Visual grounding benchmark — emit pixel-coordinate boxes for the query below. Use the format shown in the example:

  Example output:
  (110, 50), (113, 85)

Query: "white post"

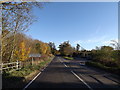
(19, 61), (21, 69)
(16, 60), (19, 70)
(0, 63), (3, 74)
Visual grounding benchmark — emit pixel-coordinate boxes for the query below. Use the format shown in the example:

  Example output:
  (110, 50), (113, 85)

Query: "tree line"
(52, 40), (120, 70)
(2, 31), (53, 62)
(1, 2), (53, 63)
(1, 2), (119, 70)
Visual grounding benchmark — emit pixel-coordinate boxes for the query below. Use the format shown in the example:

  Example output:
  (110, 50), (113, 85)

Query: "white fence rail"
(0, 61), (21, 73)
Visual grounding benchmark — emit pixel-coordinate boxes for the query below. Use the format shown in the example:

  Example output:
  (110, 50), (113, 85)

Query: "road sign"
(29, 54), (41, 57)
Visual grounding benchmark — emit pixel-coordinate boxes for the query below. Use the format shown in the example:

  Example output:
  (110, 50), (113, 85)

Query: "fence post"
(0, 63), (3, 74)
(16, 60), (19, 70)
(19, 61), (21, 69)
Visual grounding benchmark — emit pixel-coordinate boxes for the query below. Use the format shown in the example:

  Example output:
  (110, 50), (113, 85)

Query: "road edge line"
(23, 57), (54, 89)
(23, 71), (41, 90)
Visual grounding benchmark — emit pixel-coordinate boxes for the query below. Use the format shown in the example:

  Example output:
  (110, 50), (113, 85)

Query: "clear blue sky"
(26, 2), (118, 50)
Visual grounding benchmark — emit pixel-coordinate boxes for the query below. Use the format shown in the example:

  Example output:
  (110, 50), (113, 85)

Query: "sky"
(25, 2), (118, 50)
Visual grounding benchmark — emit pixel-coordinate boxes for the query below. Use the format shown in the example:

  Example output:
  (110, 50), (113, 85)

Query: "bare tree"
(110, 40), (120, 50)
(1, 2), (42, 62)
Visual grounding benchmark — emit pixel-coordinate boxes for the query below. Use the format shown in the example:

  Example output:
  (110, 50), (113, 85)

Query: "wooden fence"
(0, 61), (21, 74)
(0, 57), (42, 74)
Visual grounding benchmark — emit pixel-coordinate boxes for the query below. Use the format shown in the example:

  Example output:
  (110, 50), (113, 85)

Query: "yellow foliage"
(36, 43), (51, 55)
(14, 41), (31, 61)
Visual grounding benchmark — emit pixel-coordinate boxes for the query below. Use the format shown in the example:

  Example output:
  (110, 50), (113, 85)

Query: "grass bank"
(86, 61), (120, 75)
(2, 56), (54, 88)
(64, 56), (74, 60)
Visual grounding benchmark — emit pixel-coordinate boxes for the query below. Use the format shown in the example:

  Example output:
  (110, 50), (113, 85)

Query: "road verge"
(2, 56), (55, 89)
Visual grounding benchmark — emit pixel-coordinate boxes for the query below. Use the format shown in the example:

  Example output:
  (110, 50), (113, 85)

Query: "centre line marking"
(71, 70), (93, 90)
(59, 58), (93, 90)
(64, 63), (68, 67)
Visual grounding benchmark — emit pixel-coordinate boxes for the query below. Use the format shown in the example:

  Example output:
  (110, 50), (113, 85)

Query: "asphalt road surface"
(25, 56), (120, 89)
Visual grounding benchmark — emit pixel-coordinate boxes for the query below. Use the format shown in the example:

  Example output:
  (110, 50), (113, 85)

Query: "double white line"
(59, 58), (93, 90)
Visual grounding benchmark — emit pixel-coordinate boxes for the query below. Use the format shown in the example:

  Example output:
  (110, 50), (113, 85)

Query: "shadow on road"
(27, 80), (120, 90)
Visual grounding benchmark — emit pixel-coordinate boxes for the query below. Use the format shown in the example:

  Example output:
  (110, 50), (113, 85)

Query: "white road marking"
(59, 58), (93, 90)
(71, 70), (93, 90)
(63, 63), (68, 67)
(59, 59), (67, 67)
(23, 72), (41, 90)
(23, 59), (53, 89)
(59, 58), (63, 63)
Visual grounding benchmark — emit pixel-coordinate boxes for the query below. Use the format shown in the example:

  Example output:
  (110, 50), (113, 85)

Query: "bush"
(90, 46), (120, 68)
(86, 61), (120, 75)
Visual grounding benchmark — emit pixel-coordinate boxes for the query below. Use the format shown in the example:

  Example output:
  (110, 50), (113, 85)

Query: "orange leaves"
(35, 42), (51, 55)
(14, 41), (31, 61)
(40, 43), (49, 55)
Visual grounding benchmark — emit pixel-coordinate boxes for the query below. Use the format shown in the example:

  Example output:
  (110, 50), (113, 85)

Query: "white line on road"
(59, 58), (93, 90)
(23, 58), (53, 89)
(71, 70), (93, 90)
(23, 72), (41, 90)
(59, 58), (68, 67)
(63, 63), (68, 67)
(59, 58), (62, 62)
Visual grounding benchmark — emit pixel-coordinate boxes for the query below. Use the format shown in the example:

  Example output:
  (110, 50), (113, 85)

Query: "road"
(25, 56), (120, 89)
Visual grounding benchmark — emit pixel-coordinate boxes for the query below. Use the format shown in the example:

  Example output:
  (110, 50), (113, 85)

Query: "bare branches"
(110, 40), (120, 50)
(1, 2), (42, 62)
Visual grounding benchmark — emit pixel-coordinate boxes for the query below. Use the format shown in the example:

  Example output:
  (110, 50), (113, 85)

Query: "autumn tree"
(1, 2), (42, 62)
(31, 39), (51, 56)
(14, 41), (31, 61)
(40, 43), (51, 55)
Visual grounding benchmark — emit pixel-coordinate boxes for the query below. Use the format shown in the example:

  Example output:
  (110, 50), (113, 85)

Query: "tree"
(76, 44), (80, 52)
(45, 44), (51, 55)
(58, 41), (74, 56)
(35, 43), (41, 54)
(1, 2), (42, 62)
(95, 46), (100, 50)
(14, 41), (31, 61)
(33, 40), (52, 55)
(48, 42), (56, 55)
(110, 40), (120, 50)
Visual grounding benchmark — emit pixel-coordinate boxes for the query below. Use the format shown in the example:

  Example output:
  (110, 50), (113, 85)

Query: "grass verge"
(2, 56), (54, 88)
(64, 56), (74, 60)
(86, 61), (120, 75)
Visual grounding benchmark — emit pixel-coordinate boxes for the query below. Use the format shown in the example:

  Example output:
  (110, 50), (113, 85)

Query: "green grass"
(2, 56), (54, 88)
(86, 61), (120, 75)
(64, 56), (74, 60)
(12, 60), (51, 77)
